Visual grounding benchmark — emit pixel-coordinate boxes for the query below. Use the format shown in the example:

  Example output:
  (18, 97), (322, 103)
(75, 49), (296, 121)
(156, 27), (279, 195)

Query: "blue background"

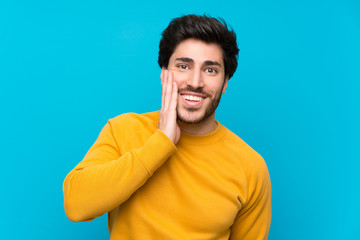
(1, 0), (359, 239)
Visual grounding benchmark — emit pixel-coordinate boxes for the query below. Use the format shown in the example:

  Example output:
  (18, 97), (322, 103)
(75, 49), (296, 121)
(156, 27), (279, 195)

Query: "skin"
(158, 38), (229, 144)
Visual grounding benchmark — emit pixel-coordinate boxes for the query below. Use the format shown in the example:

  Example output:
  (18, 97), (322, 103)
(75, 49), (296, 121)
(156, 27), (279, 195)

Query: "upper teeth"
(182, 95), (204, 101)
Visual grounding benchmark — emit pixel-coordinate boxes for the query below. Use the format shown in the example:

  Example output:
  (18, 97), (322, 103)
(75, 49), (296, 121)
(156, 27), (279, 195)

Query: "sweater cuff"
(134, 129), (176, 175)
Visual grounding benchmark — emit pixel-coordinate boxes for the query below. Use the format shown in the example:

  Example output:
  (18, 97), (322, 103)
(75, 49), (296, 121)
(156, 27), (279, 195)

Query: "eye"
(205, 68), (217, 74)
(178, 64), (189, 70)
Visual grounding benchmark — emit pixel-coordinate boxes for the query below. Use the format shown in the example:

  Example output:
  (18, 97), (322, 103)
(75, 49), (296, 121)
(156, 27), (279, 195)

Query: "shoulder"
(221, 127), (263, 162)
(220, 126), (269, 180)
(103, 111), (160, 150)
(108, 111), (159, 130)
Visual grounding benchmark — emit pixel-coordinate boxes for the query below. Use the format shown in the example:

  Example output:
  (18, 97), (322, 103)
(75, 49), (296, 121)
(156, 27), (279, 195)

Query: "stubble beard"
(177, 85), (224, 125)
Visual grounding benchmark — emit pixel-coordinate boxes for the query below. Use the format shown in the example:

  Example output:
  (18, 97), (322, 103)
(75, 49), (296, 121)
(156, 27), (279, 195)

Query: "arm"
(63, 69), (180, 222)
(63, 124), (176, 222)
(230, 159), (272, 240)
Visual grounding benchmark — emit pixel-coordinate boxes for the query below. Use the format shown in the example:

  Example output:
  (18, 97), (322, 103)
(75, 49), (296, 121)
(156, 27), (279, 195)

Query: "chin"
(177, 108), (209, 124)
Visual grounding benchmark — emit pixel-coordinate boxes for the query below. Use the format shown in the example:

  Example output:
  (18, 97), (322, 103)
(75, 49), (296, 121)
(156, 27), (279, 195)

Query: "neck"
(177, 113), (218, 135)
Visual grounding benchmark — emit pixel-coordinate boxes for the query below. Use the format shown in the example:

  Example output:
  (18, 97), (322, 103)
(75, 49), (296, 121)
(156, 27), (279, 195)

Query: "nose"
(186, 69), (204, 89)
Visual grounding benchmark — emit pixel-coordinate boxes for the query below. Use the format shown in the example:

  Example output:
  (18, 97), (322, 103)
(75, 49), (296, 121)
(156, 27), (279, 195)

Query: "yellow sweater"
(63, 111), (271, 240)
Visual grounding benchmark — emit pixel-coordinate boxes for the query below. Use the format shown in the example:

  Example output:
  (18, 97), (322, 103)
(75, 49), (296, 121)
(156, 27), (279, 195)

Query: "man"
(63, 14), (271, 239)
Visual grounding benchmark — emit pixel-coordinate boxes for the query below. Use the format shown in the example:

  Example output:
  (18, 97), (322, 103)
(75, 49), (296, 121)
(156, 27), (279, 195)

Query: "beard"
(176, 83), (225, 124)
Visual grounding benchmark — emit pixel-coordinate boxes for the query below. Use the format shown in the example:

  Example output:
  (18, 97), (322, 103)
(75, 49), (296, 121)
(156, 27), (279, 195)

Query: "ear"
(221, 76), (229, 94)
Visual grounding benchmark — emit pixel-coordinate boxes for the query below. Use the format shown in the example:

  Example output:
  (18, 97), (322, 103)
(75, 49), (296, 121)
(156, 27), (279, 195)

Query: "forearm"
(63, 129), (176, 222)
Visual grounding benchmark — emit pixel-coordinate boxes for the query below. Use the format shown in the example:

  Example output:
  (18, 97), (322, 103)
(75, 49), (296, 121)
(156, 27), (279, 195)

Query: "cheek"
(172, 72), (188, 86)
(206, 82), (224, 97)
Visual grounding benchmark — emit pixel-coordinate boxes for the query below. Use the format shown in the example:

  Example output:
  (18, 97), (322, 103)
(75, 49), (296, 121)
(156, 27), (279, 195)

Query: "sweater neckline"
(178, 120), (227, 146)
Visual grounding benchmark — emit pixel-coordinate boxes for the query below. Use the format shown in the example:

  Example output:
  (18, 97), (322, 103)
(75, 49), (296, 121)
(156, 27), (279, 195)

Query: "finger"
(161, 69), (166, 110)
(160, 68), (165, 85)
(170, 80), (178, 112)
(168, 71), (177, 111)
(162, 70), (170, 110)
(164, 70), (172, 110)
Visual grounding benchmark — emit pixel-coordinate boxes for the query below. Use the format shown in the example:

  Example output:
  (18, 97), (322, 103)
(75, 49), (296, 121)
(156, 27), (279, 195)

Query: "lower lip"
(181, 95), (205, 107)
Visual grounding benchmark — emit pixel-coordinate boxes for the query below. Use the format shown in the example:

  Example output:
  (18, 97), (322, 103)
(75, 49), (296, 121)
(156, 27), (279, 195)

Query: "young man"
(63, 15), (271, 239)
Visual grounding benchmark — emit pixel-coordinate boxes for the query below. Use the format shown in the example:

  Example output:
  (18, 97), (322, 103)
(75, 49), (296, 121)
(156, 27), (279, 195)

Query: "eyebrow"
(203, 60), (221, 67)
(175, 57), (194, 63)
(175, 58), (222, 67)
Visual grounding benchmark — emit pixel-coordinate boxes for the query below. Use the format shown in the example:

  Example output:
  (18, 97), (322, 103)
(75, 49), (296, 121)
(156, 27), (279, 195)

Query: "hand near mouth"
(159, 69), (181, 144)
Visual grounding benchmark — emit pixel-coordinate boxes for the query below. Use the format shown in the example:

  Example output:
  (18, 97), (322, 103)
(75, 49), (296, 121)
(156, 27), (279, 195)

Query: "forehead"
(169, 38), (224, 65)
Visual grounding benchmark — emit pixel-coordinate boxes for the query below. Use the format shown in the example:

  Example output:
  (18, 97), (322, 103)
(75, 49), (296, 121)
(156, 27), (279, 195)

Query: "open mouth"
(181, 94), (205, 102)
(180, 92), (206, 107)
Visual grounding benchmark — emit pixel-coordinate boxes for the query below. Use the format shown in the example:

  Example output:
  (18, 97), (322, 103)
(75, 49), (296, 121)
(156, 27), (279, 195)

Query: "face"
(167, 38), (229, 124)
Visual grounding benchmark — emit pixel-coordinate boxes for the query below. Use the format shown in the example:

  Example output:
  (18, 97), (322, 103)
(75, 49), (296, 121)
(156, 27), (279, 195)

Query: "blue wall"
(1, 0), (359, 239)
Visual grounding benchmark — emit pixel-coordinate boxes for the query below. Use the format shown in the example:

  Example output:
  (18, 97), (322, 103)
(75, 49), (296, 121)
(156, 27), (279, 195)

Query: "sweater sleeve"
(229, 156), (272, 240)
(63, 120), (176, 222)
